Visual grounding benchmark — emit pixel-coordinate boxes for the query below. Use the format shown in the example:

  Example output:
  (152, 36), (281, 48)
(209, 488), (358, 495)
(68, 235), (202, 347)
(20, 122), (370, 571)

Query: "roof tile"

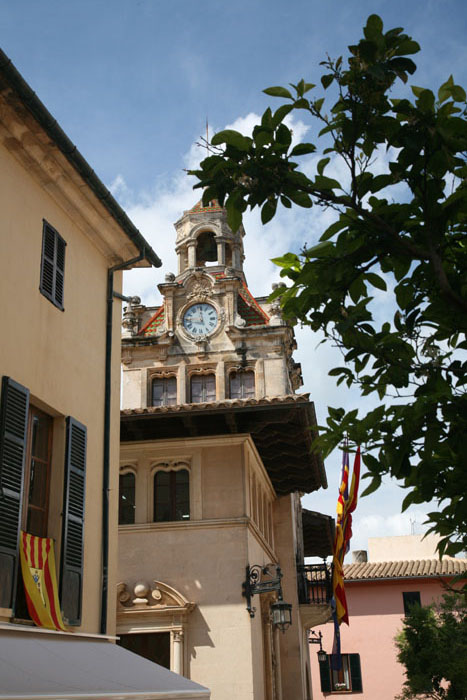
(344, 558), (467, 581)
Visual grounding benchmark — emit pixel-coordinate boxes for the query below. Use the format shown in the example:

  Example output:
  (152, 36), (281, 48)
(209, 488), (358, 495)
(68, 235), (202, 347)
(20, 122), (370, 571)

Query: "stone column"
(188, 242), (196, 268)
(256, 359), (265, 398)
(172, 630), (184, 675)
(177, 250), (183, 275)
(216, 240), (225, 265)
(216, 360), (225, 400)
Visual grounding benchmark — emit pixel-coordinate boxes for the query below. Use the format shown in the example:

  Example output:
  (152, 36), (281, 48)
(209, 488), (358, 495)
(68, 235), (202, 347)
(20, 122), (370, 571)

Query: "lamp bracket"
(242, 563), (283, 618)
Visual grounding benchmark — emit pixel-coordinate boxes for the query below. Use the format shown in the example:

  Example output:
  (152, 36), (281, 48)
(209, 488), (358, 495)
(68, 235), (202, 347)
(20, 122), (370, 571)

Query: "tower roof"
(188, 198), (224, 214)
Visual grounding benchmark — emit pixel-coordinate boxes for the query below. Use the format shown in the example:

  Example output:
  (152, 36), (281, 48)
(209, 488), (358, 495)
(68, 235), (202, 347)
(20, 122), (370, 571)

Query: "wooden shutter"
(318, 655), (332, 693)
(60, 416), (86, 625)
(0, 377), (29, 609)
(40, 221), (66, 310)
(349, 653), (363, 692)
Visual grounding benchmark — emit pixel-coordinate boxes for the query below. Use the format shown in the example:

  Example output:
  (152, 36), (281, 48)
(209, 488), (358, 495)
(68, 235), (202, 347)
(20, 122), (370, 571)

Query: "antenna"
(206, 117), (209, 156)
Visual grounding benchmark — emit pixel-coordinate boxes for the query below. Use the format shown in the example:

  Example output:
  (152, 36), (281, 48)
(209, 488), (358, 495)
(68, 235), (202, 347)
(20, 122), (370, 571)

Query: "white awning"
(0, 630), (210, 699)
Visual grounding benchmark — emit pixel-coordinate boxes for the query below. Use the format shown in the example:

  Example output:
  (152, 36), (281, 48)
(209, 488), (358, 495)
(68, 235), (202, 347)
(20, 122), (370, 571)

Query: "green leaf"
(317, 157), (330, 175)
(211, 129), (251, 151)
(321, 74), (334, 89)
(288, 190), (313, 208)
(364, 14), (383, 39)
(261, 199), (278, 224)
(263, 86), (293, 99)
(290, 143), (316, 156)
(272, 104), (293, 127)
(366, 272), (387, 291)
(276, 123), (292, 146)
(225, 196), (242, 232)
(360, 474), (382, 497)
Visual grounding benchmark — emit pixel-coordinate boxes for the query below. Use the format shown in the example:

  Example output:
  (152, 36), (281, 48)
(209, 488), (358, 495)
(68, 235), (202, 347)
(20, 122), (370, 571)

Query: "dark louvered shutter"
(349, 653), (363, 692)
(318, 655), (332, 693)
(60, 416), (86, 625)
(0, 377), (29, 608)
(40, 221), (66, 310)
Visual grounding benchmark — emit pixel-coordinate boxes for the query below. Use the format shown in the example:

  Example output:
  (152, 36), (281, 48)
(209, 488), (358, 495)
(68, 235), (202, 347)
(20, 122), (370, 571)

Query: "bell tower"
(174, 199), (246, 281)
(121, 200), (303, 409)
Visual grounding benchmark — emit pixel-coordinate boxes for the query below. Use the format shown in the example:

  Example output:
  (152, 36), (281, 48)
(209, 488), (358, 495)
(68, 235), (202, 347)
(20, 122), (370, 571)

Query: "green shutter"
(60, 416), (86, 625)
(0, 377), (29, 609)
(349, 653), (363, 692)
(318, 655), (332, 693)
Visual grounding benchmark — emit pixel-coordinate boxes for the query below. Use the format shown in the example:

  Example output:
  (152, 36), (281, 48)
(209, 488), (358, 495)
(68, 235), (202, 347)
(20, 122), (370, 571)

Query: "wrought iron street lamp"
(242, 563), (292, 633)
(309, 629), (327, 662)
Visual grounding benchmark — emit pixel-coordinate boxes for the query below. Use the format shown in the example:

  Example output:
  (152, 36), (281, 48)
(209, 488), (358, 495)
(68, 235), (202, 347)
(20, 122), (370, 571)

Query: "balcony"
(297, 563), (333, 628)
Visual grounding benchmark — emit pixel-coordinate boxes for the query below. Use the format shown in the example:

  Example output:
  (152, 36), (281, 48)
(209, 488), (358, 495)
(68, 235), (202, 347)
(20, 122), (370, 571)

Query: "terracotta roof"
(139, 306), (165, 336)
(344, 558), (467, 581)
(121, 394), (327, 495)
(238, 282), (270, 326)
(188, 199), (224, 214)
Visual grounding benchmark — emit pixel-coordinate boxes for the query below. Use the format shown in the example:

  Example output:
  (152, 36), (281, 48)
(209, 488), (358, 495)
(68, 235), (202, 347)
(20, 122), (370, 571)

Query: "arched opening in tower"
(196, 231), (217, 265)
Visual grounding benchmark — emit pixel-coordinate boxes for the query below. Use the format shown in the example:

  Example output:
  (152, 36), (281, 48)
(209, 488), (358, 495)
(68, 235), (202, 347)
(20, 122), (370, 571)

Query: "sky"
(2, 0), (466, 558)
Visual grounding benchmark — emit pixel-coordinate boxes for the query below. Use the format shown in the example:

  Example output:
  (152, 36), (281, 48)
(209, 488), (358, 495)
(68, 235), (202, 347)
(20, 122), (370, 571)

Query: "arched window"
(190, 373), (216, 403)
(229, 371), (255, 399)
(152, 376), (177, 407)
(119, 471), (136, 525)
(196, 231), (217, 265)
(153, 469), (190, 522)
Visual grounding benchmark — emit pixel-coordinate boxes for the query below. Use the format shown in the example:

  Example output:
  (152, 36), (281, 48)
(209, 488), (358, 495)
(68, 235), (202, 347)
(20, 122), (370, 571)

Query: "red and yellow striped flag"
(332, 446), (361, 625)
(19, 531), (66, 631)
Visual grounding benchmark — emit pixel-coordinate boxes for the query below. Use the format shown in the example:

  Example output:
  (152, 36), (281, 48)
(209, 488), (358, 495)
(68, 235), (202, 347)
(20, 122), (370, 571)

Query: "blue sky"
(2, 0), (466, 557)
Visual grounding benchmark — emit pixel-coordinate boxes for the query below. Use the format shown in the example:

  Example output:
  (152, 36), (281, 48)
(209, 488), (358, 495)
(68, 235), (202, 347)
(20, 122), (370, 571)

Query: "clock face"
(183, 303), (218, 337)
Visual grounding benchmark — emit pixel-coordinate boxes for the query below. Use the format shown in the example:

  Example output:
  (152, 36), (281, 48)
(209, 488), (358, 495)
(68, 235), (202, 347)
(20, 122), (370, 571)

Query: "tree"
(190, 15), (467, 556)
(395, 592), (467, 700)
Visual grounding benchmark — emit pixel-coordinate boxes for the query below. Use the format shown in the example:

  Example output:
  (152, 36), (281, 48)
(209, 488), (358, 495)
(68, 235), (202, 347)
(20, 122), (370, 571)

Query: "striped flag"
(19, 531), (66, 631)
(332, 445), (361, 625)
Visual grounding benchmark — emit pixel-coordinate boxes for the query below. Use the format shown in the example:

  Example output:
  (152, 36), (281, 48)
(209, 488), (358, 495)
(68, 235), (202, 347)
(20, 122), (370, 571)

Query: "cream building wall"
(0, 71), (160, 636)
(118, 435), (279, 700)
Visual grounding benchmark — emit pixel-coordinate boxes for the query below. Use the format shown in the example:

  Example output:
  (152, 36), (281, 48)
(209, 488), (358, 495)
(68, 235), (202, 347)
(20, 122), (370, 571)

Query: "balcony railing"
(297, 563), (333, 605)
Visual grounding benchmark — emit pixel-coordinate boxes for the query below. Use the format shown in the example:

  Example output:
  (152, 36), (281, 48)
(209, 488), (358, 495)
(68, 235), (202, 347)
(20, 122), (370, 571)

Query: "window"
(153, 469), (189, 522)
(403, 591), (421, 615)
(22, 406), (53, 537)
(0, 376), (86, 625)
(152, 376), (177, 407)
(229, 370), (255, 399)
(190, 374), (215, 403)
(119, 471), (136, 525)
(319, 653), (362, 693)
(118, 632), (171, 670)
(40, 220), (66, 310)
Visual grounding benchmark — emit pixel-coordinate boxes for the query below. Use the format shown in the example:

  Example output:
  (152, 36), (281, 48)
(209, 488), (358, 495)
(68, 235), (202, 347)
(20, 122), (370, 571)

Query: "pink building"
(309, 536), (467, 699)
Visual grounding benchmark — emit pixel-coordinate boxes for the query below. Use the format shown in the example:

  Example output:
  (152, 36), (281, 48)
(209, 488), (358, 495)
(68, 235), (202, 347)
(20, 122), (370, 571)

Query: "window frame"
(119, 468), (136, 525)
(403, 591), (421, 615)
(190, 373), (216, 403)
(40, 220), (66, 311)
(228, 369), (256, 400)
(152, 463), (190, 523)
(21, 405), (53, 538)
(151, 375), (177, 407)
(319, 653), (363, 694)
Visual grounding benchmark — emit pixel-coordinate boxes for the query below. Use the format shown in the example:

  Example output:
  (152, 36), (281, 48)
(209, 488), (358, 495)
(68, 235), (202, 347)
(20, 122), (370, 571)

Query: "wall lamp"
(309, 629), (327, 663)
(242, 563), (292, 633)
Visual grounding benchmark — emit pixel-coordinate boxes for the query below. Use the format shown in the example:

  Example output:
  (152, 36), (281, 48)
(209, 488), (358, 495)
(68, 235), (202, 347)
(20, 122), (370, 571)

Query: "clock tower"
(121, 199), (303, 407)
(117, 199), (330, 700)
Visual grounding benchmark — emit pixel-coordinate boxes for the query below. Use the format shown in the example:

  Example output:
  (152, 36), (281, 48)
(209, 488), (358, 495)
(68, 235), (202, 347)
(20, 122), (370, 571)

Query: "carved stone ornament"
(117, 580), (195, 613)
(186, 283), (212, 303)
(121, 349), (133, 366)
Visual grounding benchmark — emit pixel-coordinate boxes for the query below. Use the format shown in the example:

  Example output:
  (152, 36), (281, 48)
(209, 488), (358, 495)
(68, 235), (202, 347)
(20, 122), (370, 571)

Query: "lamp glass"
(317, 649), (327, 663)
(271, 601), (292, 632)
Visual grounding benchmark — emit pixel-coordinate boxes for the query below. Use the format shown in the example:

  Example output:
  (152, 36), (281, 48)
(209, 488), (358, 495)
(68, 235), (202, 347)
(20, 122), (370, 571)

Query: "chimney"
(352, 550), (368, 563)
